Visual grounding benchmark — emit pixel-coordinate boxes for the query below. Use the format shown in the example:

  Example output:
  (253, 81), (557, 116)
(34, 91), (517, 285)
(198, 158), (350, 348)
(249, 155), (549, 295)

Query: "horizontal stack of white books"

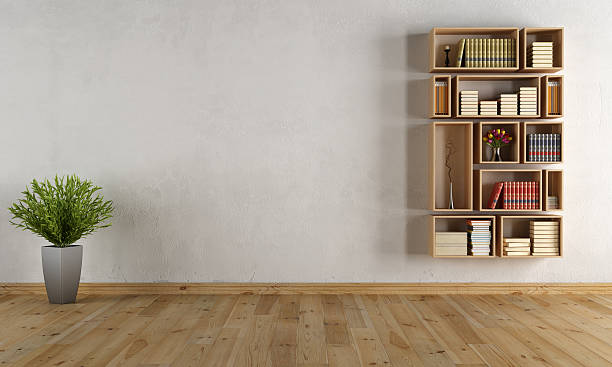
(519, 87), (538, 116)
(479, 100), (498, 116)
(530, 221), (560, 256)
(460, 91), (478, 115)
(499, 94), (518, 116)
(529, 42), (553, 68)
(547, 196), (559, 209)
(503, 238), (531, 256)
(435, 232), (467, 256)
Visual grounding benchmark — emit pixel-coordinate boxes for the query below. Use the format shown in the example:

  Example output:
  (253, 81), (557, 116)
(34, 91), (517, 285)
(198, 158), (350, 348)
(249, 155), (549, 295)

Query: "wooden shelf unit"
(520, 27), (564, 73)
(475, 169), (542, 212)
(429, 27), (519, 73)
(430, 122), (473, 211)
(521, 121), (563, 163)
(542, 75), (563, 118)
(430, 75), (451, 118)
(497, 215), (562, 257)
(453, 75), (541, 118)
(430, 215), (496, 258)
(544, 170), (563, 211)
(475, 122), (520, 164)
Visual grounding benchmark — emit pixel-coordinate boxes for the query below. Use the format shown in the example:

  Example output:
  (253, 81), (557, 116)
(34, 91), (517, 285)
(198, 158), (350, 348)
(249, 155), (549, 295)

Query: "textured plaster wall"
(1, 0), (611, 282)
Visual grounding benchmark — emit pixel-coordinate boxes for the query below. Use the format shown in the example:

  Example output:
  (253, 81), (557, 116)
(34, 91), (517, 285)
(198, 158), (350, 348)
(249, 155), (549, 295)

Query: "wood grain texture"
(0, 293), (611, 366)
(2, 282), (612, 295)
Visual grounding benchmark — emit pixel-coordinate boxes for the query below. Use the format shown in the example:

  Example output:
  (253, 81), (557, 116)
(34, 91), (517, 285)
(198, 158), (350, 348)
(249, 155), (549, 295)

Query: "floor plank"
(0, 293), (610, 366)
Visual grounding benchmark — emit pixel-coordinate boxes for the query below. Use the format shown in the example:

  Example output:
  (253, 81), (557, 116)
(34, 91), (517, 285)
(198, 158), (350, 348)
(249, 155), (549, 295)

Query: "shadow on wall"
(376, 32), (431, 257)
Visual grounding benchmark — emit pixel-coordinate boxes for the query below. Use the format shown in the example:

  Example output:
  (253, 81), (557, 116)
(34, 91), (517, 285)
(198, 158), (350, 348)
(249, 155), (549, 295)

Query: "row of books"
(434, 81), (449, 115)
(455, 38), (516, 68)
(527, 133), (561, 162)
(468, 219), (491, 256)
(529, 42), (554, 68)
(547, 196), (559, 210)
(459, 88), (538, 116)
(487, 181), (540, 210)
(531, 221), (560, 256)
(547, 80), (561, 115)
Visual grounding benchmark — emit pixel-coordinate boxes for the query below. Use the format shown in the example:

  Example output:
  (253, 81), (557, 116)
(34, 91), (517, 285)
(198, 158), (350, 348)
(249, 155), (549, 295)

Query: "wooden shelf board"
(521, 67), (563, 73)
(433, 256), (496, 259)
(457, 115), (540, 119)
(430, 67), (518, 73)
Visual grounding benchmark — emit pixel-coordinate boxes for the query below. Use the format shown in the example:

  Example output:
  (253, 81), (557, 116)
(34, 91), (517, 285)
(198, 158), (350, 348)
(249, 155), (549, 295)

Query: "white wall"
(1, 0), (611, 283)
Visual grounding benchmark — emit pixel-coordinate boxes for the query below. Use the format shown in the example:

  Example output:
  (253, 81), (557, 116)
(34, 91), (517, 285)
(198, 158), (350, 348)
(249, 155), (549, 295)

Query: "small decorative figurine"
(444, 45), (451, 67)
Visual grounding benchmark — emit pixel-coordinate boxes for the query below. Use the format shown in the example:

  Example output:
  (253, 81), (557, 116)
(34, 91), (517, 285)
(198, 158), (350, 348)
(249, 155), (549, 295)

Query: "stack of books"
(529, 42), (553, 68)
(460, 91), (478, 115)
(455, 38), (516, 68)
(479, 101), (498, 116)
(467, 219), (491, 256)
(498, 94), (518, 115)
(434, 80), (448, 115)
(547, 196), (559, 209)
(435, 232), (467, 256)
(530, 221), (560, 256)
(547, 81), (561, 115)
(527, 133), (561, 162)
(503, 238), (531, 256)
(519, 87), (538, 116)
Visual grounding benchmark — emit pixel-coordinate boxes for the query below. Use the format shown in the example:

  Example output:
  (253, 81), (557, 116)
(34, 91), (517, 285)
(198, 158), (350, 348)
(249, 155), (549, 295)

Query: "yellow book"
(494, 39), (499, 67)
(485, 39), (489, 68)
(468, 39), (473, 67)
(511, 38), (516, 67)
(479, 38), (483, 67)
(456, 39), (466, 67)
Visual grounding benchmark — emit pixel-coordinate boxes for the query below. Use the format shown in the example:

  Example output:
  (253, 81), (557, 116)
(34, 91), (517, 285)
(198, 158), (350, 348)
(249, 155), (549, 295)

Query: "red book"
(509, 182), (513, 209)
(521, 182), (525, 210)
(531, 181), (535, 209)
(517, 182), (521, 210)
(487, 182), (504, 209)
(503, 182), (508, 209)
(535, 181), (539, 209)
(527, 182), (532, 209)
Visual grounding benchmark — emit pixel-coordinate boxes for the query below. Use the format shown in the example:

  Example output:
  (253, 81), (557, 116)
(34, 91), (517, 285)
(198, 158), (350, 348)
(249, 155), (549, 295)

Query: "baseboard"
(1, 282), (611, 295)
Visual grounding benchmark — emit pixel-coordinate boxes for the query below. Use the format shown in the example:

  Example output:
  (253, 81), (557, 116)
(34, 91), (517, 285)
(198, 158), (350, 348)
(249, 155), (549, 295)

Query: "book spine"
(521, 182), (525, 210)
(517, 182), (521, 210)
(467, 39), (472, 68)
(547, 134), (551, 162)
(557, 133), (561, 161)
(535, 181), (540, 209)
(537, 133), (542, 162)
(503, 181), (508, 209)
(528, 181), (532, 210)
(478, 38), (482, 67)
(511, 182), (515, 210)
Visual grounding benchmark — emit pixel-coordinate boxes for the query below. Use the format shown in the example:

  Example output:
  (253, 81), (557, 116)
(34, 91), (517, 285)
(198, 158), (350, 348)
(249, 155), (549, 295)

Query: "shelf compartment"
(430, 122), (473, 211)
(521, 121), (563, 163)
(497, 215), (562, 257)
(475, 122), (520, 164)
(453, 75), (541, 118)
(544, 170), (563, 211)
(429, 27), (519, 73)
(520, 27), (563, 73)
(475, 169), (542, 211)
(430, 75), (451, 118)
(430, 215), (496, 258)
(542, 75), (563, 118)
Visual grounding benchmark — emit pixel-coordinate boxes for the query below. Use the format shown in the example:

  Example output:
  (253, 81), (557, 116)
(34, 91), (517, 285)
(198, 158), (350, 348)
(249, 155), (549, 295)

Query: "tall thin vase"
(448, 181), (454, 209)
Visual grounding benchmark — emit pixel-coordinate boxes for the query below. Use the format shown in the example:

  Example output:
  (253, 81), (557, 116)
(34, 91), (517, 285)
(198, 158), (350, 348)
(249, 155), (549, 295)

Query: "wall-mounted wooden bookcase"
(521, 121), (563, 163)
(430, 215), (496, 258)
(430, 75), (451, 118)
(427, 26), (564, 259)
(429, 28), (519, 73)
(430, 122), (473, 211)
(542, 75), (563, 118)
(453, 75), (541, 118)
(497, 215), (562, 258)
(475, 169), (542, 212)
(544, 170), (563, 211)
(520, 27), (563, 73)
(475, 122), (520, 164)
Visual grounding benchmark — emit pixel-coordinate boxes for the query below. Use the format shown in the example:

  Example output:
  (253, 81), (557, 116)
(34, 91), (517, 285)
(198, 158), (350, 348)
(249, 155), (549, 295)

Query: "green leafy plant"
(9, 175), (114, 247)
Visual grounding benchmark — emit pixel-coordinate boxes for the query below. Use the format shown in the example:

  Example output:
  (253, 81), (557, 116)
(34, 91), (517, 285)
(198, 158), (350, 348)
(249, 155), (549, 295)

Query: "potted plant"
(483, 128), (513, 161)
(9, 175), (113, 304)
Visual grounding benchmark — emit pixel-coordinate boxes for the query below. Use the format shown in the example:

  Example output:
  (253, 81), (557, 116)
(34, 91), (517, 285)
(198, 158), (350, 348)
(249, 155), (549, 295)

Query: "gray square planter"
(41, 245), (83, 304)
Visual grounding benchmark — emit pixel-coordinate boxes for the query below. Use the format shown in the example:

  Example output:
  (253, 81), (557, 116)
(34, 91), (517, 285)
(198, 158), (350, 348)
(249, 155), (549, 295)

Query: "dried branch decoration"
(445, 140), (456, 182)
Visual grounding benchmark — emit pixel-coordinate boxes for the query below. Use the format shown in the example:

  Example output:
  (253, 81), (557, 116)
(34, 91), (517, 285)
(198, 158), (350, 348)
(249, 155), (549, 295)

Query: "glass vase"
(490, 147), (502, 162)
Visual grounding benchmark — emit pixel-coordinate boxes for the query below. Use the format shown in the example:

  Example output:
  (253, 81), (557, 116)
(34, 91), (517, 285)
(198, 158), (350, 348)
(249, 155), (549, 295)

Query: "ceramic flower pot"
(41, 245), (83, 304)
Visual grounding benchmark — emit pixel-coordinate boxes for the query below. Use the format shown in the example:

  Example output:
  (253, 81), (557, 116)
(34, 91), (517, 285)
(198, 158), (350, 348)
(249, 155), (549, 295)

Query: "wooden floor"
(0, 293), (611, 366)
